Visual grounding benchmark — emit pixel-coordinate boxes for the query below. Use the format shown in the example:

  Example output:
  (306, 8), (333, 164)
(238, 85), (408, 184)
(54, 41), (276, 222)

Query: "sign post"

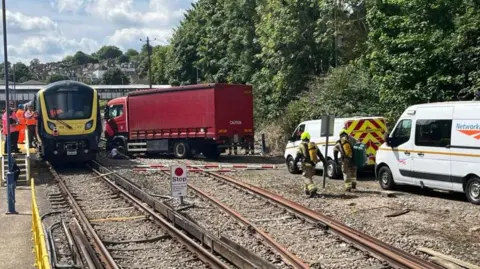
(2, 0), (17, 214)
(321, 115), (335, 189)
(170, 165), (188, 205)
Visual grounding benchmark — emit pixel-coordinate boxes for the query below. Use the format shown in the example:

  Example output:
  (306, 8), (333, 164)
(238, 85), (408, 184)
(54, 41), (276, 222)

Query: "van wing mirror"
(384, 132), (392, 147)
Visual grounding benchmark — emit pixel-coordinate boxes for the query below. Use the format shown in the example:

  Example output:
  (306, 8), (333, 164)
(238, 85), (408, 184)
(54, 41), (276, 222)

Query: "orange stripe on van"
(378, 148), (480, 158)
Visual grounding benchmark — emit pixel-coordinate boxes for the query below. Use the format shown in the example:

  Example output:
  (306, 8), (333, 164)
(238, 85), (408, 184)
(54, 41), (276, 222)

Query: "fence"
(31, 179), (51, 269)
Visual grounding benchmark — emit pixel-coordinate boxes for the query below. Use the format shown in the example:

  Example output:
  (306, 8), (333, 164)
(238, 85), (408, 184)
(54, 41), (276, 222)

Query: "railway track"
(46, 161), (300, 269)
(123, 161), (446, 269)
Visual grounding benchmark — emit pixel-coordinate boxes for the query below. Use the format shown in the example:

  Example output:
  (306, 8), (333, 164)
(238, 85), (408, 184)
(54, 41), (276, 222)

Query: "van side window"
(392, 119), (412, 145)
(415, 119), (452, 147)
(293, 124), (306, 141)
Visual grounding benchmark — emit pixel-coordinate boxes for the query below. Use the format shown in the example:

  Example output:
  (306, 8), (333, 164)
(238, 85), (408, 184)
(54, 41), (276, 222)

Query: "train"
(33, 80), (102, 163)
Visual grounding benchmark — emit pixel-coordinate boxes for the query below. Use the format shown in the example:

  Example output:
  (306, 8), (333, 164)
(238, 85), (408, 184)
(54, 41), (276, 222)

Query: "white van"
(285, 116), (387, 178)
(375, 101), (480, 204)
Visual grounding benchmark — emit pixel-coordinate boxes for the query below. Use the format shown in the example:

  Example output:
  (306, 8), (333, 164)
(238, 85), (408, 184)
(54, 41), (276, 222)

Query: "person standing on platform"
(2, 106), (20, 154)
(16, 104), (25, 144)
(24, 104), (37, 148)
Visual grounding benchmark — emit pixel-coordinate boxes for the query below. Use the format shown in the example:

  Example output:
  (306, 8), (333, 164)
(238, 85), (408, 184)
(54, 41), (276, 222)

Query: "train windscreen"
(44, 87), (94, 120)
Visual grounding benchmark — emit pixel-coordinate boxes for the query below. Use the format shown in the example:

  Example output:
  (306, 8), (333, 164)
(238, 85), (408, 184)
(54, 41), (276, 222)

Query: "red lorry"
(103, 83), (254, 158)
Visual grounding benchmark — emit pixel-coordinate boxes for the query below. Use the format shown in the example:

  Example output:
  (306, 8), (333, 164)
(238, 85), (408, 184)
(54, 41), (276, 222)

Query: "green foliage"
(12, 62), (32, 83)
(366, 0), (480, 120)
(117, 54), (130, 64)
(95, 46), (123, 60)
(281, 63), (381, 134)
(47, 74), (69, 83)
(125, 49), (139, 58)
(72, 51), (92, 65)
(102, 68), (130, 85)
(151, 46), (169, 84)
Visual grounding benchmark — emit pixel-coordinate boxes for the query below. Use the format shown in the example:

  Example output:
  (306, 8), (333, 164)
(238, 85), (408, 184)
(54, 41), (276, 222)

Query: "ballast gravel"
(122, 154), (480, 267)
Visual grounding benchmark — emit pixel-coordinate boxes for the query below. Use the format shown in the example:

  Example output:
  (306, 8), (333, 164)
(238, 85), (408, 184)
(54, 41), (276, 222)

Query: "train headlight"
(47, 122), (56, 130)
(85, 120), (94, 130)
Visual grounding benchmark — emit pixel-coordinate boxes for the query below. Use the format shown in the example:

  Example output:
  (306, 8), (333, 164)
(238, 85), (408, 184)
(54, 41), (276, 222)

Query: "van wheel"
(327, 159), (340, 179)
(286, 156), (300, 174)
(378, 166), (395, 190)
(174, 141), (191, 159)
(466, 177), (480, 205)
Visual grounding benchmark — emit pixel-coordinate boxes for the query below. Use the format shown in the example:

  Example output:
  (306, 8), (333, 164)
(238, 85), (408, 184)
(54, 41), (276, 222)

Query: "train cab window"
(44, 87), (93, 120)
(108, 105), (124, 118)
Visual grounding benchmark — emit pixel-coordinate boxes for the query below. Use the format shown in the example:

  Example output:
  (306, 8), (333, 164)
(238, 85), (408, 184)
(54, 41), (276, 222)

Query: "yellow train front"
(34, 80), (102, 163)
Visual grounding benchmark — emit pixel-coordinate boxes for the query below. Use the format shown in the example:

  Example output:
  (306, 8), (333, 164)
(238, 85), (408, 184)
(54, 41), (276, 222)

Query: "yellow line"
(378, 148), (480, 158)
(89, 215), (147, 223)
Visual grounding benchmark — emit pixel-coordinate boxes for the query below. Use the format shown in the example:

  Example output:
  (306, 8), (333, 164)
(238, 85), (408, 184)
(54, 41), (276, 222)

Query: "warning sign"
(170, 165), (188, 197)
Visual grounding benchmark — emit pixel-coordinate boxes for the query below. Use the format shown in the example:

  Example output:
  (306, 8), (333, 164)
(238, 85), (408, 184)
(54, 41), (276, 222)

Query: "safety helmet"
(18, 104), (23, 109)
(339, 129), (348, 136)
(300, 132), (311, 141)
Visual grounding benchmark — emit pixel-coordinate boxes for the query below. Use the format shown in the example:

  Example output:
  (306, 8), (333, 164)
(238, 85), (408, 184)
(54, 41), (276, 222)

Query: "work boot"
(345, 187), (352, 193)
(352, 182), (357, 190)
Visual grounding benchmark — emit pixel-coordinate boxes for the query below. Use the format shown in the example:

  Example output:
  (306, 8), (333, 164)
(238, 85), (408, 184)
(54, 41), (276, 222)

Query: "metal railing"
(31, 179), (52, 269)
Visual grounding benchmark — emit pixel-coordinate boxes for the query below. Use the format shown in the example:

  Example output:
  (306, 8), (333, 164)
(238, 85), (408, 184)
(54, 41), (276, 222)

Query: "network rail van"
(284, 116), (387, 179)
(375, 101), (480, 205)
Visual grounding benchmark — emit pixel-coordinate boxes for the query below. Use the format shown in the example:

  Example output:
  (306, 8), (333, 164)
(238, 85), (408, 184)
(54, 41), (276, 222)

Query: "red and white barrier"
(133, 168), (235, 173)
(134, 164), (278, 169)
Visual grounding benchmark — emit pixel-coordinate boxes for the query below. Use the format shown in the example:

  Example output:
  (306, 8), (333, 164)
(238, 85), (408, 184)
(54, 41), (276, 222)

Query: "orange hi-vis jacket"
(16, 109), (25, 126)
(24, 110), (37, 126)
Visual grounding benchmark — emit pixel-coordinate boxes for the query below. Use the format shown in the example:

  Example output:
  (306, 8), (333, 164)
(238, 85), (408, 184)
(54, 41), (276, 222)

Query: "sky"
(0, 0), (195, 64)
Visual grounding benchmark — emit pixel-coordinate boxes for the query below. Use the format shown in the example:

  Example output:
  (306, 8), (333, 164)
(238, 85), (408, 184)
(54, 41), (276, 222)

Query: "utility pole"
(2, 0), (17, 214)
(140, 37), (156, 88)
(334, 0), (338, 68)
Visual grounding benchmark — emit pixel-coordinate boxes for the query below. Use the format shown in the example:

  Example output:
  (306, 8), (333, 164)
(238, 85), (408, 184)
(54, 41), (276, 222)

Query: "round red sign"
(174, 167), (184, 176)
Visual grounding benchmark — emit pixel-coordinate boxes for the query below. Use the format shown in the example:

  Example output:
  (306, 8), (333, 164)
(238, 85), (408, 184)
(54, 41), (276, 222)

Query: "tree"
(125, 49), (139, 58)
(72, 51), (91, 65)
(117, 54), (130, 64)
(95, 46), (123, 60)
(47, 74), (69, 83)
(366, 0), (472, 120)
(165, 2), (205, 85)
(29, 58), (40, 68)
(102, 68), (130, 85)
(151, 45), (169, 84)
(12, 62), (32, 82)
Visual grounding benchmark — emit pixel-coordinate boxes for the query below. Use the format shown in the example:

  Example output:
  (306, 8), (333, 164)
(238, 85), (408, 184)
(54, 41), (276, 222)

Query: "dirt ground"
(109, 153), (480, 266)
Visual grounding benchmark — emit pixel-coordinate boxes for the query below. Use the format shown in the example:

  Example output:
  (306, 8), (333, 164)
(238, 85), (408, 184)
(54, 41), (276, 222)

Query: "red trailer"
(103, 83), (254, 158)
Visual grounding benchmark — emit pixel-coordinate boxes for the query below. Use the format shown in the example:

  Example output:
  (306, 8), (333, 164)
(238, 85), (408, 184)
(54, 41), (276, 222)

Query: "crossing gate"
(31, 180), (51, 269)
(344, 118), (387, 166)
(134, 168), (236, 173)
(134, 164), (278, 169)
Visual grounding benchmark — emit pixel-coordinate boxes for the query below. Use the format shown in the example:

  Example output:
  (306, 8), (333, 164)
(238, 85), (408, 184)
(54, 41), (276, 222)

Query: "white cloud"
(106, 28), (172, 50)
(7, 35), (100, 62)
(51, 0), (85, 13)
(0, 10), (58, 33)
(53, 0), (185, 27)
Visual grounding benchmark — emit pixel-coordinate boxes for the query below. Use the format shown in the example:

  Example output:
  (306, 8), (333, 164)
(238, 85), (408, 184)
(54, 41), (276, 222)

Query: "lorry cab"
(285, 116), (387, 178)
(104, 97), (128, 151)
(376, 101), (480, 205)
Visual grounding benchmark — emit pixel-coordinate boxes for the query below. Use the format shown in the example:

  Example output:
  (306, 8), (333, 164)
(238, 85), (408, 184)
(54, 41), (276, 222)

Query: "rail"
(206, 172), (445, 269)
(92, 161), (283, 269)
(31, 179), (52, 269)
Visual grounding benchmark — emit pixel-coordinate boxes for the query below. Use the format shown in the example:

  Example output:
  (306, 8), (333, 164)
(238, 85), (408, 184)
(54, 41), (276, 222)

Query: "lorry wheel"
(378, 166), (395, 190)
(286, 156), (300, 174)
(326, 159), (340, 179)
(466, 177), (480, 205)
(174, 141), (191, 159)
